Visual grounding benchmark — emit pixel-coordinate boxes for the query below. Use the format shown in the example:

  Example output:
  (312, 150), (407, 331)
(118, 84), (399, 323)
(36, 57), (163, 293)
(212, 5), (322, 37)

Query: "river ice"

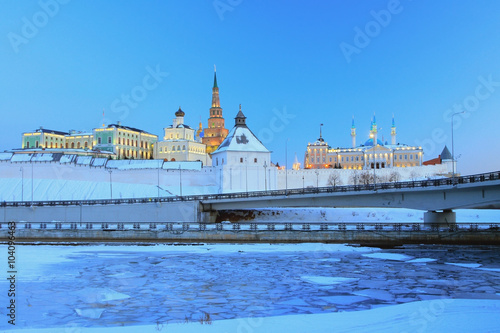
(1, 243), (499, 332)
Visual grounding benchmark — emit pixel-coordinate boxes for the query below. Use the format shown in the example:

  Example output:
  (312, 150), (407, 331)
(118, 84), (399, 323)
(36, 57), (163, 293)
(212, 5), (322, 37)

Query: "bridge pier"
(424, 209), (456, 225)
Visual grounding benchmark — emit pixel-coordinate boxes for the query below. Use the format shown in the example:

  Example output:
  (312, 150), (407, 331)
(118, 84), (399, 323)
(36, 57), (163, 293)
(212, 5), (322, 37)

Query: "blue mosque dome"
(363, 138), (384, 147)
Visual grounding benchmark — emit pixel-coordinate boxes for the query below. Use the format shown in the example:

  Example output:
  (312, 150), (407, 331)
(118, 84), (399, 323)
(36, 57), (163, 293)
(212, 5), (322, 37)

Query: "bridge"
(1, 171), (499, 224)
(200, 171), (500, 223)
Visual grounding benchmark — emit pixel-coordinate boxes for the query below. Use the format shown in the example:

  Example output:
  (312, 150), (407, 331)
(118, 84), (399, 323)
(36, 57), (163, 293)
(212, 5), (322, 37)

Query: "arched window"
(183, 145), (186, 151)
(172, 146), (176, 151)
(71, 142), (75, 148)
(77, 142), (81, 148)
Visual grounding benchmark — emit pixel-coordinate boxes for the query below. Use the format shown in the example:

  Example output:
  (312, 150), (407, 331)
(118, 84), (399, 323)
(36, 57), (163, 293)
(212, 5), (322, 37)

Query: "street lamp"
(31, 162), (34, 205)
(157, 160), (160, 199)
(108, 170), (113, 199)
(451, 111), (465, 184)
(179, 164), (182, 196)
(302, 175), (305, 193)
(263, 161), (267, 191)
(20, 167), (24, 202)
(315, 170), (319, 188)
(285, 138), (289, 194)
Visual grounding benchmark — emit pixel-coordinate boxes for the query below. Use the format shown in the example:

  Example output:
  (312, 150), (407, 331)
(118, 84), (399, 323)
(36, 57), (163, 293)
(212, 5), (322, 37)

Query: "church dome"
(175, 107), (185, 117)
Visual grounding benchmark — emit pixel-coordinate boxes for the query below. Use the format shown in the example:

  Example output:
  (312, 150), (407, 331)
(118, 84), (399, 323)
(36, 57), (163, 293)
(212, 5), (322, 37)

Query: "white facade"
(153, 108), (211, 166)
(211, 109), (276, 193)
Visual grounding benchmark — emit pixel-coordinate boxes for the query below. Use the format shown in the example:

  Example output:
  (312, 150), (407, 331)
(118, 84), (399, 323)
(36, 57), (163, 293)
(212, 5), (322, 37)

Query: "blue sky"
(1, 0), (499, 174)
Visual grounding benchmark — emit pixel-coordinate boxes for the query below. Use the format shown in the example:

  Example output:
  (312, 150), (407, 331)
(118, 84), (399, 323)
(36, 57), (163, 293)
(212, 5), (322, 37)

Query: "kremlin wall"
(1, 69), (453, 199)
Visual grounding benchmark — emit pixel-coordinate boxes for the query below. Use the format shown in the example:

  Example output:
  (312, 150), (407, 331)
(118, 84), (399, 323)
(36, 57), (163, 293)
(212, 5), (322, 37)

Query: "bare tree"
(327, 171), (342, 187)
(388, 170), (401, 183)
(410, 171), (419, 181)
(359, 171), (373, 185)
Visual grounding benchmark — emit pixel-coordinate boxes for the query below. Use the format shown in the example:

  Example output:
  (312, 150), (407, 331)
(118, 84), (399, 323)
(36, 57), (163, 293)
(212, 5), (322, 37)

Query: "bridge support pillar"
(424, 210), (456, 225)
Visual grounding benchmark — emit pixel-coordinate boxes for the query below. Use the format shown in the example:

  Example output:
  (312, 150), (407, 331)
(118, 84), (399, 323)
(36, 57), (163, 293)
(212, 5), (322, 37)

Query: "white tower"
(391, 114), (397, 145)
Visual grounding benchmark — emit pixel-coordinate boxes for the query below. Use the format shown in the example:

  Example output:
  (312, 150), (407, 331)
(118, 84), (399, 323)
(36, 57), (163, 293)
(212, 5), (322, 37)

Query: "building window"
(118, 138), (121, 144)
(108, 137), (112, 144)
(77, 142), (81, 149)
(26, 142), (30, 148)
(410, 155), (413, 160)
(177, 145), (180, 151)
(356, 156), (359, 161)
(84, 142), (88, 148)
(254, 158), (257, 163)
(183, 145), (186, 151)
(240, 158), (243, 163)
(98, 138), (102, 144)
(172, 146), (175, 151)
(71, 142), (75, 148)
(405, 155), (407, 160)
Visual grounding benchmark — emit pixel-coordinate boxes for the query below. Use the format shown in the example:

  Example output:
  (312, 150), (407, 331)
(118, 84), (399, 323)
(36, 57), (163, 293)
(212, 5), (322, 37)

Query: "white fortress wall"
(278, 164), (450, 189)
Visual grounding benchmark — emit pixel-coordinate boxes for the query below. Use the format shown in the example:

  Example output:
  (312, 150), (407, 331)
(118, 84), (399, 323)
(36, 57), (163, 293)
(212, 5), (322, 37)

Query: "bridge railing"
(2, 221), (498, 233)
(1, 171), (499, 207)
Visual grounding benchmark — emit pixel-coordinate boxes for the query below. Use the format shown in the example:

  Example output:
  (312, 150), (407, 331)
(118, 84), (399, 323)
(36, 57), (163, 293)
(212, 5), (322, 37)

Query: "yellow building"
(153, 107), (210, 165)
(93, 122), (157, 159)
(22, 127), (67, 149)
(304, 116), (423, 170)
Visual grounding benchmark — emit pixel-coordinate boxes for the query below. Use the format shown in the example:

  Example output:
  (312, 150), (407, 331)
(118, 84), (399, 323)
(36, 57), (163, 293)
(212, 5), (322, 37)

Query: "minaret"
(351, 116), (356, 148)
(371, 113), (378, 146)
(202, 65), (229, 154)
(391, 114), (397, 145)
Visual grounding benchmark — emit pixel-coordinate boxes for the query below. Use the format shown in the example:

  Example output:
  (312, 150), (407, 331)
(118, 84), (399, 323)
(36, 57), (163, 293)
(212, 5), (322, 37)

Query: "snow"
(92, 157), (108, 167)
(1, 243), (500, 332)
(445, 263), (483, 269)
(163, 161), (202, 170)
(213, 125), (269, 153)
(3, 300), (500, 333)
(76, 155), (93, 165)
(107, 159), (163, 170)
(10, 153), (33, 162)
(59, 154), (77, 163)
(31, 153), (55, 162)
(0, 152), (13, 160)
(408, 258), (438, 263)
(363, 252), (413, 261)
(302, 276), (359, 285)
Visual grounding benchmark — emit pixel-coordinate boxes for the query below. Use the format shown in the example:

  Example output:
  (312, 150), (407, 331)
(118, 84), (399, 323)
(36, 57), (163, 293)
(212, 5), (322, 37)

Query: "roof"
(363, 138), (384, 147)
(108, 124), (156, 136)
(168, 124), (192, 129)
(441, 146), (452, 160)
(34, 128), (68, 136)
(213, 125), (270, 154)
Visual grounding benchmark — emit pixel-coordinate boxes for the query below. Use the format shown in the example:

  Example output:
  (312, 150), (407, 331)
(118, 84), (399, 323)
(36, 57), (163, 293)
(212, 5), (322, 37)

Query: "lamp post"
(451, 111), (465, 184)
(108, 170), (113, 200)
(263, 161), (267, 191)
(285, 138), (289, 194)
(31, 162), (34, 205)
(315, 170), (319, 188)
(157, 160), (160, 199)
(20, 167), (24, 202)
(302, 175), (305, 193)
(179, 164), (182, 197)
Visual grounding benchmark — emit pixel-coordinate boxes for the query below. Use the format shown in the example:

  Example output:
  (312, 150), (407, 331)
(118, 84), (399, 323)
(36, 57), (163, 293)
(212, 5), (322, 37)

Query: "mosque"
(304, 115), (424, 170)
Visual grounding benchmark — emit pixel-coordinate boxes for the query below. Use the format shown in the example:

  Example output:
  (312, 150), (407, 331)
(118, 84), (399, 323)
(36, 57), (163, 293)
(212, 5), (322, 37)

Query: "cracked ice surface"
(1, 243), (499, 331)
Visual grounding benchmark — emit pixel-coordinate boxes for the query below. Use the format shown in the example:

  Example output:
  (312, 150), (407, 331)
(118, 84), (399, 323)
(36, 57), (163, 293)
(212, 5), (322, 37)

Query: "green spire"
(213, 65), (218, 88)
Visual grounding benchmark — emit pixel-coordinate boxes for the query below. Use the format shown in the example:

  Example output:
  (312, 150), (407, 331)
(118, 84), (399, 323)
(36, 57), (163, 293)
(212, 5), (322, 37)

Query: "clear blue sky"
(1, 0), (499, 175)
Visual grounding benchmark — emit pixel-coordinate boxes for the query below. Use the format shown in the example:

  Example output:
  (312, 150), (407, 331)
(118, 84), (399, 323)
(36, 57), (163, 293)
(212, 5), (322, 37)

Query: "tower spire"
(211, 66), (220, 108)
(391, 113), (397, 145)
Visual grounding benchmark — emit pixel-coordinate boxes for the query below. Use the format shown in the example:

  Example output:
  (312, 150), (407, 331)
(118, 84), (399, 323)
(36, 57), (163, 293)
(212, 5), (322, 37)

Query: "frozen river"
(1, 243), (500, 332)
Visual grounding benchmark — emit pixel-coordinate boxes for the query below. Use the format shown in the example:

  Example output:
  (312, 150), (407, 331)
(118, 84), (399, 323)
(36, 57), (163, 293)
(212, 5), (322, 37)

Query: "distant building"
(304, 115), (423, 170)
(153, 107), (210, 165)
(22, 127), (68, 149)
(202, 67), (229, 154)
(93, 122), (157, 159)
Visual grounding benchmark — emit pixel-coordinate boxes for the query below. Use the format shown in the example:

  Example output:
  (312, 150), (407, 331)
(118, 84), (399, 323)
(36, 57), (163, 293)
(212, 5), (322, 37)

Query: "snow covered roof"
(213, 110), (269, 154)
(0, 153), (13, 161)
